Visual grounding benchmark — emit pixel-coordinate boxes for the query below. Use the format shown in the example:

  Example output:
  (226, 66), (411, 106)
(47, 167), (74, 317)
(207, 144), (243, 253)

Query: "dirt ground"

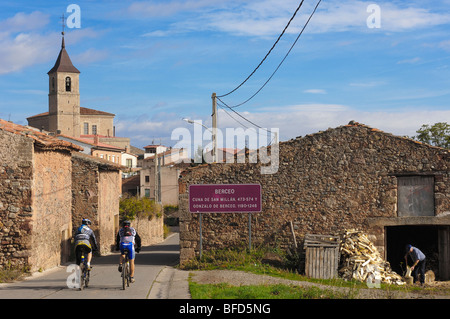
(189, 269), (450, 299)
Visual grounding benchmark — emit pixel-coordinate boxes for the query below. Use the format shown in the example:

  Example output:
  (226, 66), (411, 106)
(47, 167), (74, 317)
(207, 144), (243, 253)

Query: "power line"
(217, 0), (306, 98)
(217, 99), (278, 146)
(217, 97), (270, 133)
(221, 0), (322, 109)
(217, 103), (250, 129)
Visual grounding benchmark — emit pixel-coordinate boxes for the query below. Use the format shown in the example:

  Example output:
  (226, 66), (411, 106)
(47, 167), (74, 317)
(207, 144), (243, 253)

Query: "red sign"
(189, 184), (261, 213)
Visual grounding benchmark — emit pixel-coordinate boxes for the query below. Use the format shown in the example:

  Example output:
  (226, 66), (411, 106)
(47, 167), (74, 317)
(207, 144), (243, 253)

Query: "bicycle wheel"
(79, 257), (86, 291)
(85, 268), (90, 288)
(122, 257), (127, 290)
(126, 261), (130, 287)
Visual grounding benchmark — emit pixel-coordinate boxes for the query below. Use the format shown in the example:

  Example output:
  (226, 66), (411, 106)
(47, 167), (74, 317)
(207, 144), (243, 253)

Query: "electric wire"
(220, 0), (322, 109)
(217, 0), (306, 98)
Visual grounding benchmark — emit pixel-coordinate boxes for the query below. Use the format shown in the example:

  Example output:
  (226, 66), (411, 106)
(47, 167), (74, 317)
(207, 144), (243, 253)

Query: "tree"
(119, 195), (161, 222)
(414, 122), (450, 149)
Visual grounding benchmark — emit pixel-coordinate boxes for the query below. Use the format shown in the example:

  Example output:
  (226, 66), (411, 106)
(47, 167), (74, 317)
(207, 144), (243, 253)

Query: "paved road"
(0, 232), (189, 299)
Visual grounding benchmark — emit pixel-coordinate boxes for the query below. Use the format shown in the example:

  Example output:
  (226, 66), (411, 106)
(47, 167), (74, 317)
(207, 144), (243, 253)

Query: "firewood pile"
(338, 229), (405, 285)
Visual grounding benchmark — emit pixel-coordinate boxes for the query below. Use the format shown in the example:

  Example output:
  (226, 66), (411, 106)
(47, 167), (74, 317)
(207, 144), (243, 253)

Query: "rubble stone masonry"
(0, 130), (34, 269)
(178, 123), (450, 265)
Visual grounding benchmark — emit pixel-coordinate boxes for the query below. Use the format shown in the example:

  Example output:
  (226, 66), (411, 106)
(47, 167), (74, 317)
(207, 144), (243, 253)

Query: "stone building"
(0, 118), (127, 271)
(140, 147), (189, 205)
(0, 119), (82, 272)
(71, 152), (123, 255)
(178, 122), (450, 280)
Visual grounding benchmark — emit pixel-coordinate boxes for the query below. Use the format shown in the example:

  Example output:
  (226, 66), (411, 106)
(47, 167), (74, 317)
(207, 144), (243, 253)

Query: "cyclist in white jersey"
(115, 220), (141, 283)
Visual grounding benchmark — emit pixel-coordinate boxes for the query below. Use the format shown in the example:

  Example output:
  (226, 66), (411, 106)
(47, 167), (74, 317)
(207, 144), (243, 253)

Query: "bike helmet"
(122, 220), (131, 227)
(82, 218), (92, 226)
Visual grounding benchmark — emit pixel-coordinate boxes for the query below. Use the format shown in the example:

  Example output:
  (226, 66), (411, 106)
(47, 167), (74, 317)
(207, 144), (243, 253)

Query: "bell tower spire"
(47, 14), (81, 138)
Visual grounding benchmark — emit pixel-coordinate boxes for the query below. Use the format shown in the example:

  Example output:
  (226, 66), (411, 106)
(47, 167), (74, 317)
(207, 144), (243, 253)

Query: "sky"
(0, 0), (449, 151)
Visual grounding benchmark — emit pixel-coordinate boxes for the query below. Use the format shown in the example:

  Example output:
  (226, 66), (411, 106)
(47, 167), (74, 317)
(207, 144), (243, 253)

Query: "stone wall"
(0, 130), (34, 269)
(178, 123), (450, 265)
(98, 170), (121, 253)
(71, 153), (121, 255)
(31, 149), (73, 271)
(132, 214), (164, 246)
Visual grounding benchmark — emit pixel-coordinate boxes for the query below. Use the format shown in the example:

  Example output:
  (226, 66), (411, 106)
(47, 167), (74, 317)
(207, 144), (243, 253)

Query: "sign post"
(189, 184), (262, 256)
(248, 213), (252, 251)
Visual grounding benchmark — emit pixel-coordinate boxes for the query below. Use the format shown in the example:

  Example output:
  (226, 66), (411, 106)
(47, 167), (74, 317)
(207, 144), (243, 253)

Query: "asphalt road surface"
(0, 232), (181, 299)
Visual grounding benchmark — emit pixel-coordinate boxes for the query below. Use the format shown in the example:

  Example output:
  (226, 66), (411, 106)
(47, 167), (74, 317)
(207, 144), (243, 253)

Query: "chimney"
(94, 135), (99, 145)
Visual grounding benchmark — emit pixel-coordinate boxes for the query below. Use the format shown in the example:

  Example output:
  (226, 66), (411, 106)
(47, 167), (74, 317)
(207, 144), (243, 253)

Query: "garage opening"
(386, 226), (439, 279)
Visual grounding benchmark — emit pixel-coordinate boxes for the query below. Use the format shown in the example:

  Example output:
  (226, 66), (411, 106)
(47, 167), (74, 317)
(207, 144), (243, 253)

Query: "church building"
(27, 34), (116, 139)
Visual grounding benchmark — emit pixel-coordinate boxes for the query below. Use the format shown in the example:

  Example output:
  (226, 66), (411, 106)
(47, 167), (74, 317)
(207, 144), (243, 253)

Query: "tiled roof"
(79, 107), (115, 116)
(27, 107), (115, 120)
(0, 119), (83, 152)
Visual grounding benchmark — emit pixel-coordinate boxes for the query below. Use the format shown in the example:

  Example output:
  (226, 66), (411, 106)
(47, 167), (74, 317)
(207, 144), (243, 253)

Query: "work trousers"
(413, 258), (426, 284)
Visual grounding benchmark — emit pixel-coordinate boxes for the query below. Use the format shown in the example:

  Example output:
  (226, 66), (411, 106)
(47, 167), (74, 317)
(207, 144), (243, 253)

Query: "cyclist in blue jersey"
(115, 220), (141, 283)
(74, 218), (98, 270)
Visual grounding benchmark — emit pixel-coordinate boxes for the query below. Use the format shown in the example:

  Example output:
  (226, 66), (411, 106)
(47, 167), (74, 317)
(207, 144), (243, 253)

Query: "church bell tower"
(47, 30), (81, 138)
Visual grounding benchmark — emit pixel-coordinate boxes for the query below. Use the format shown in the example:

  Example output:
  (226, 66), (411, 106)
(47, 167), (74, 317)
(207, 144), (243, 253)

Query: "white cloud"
(0, 11), (49, 33)
(0, 32), (57, 74)
(216, 105), (450, 142)
(128, 0), (228, 17)
(438, 39), (450, 51)
(349, 81), (386, 88)
(114, 105), (450, 150)
(304, 89), (327, 94)
(397, 57), (421, 64)
(0, 11), (104, 75)
(139, 0), (450, 37)
(73, 48), (109, 65)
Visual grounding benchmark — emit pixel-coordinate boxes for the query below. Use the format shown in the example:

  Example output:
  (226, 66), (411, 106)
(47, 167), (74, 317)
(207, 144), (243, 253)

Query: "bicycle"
(121, 249), (131, 290)
(79, 252), (90, 290)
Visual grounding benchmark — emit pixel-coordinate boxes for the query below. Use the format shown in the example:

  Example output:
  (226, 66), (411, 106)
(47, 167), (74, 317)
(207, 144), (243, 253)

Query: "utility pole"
(211, 92), (218, 163)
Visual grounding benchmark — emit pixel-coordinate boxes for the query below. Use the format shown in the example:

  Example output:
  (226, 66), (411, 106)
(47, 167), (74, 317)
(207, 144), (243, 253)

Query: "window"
(126, 159), (133, 168)
(84, 122), (89, 135)
(397, 176), (434, 217)
(51, 77), (55, 92)
(144, 189), (150, 198)
(65, 77), (71, 92)
(92, 125), (97, 135)
(145, 176), (150, 183)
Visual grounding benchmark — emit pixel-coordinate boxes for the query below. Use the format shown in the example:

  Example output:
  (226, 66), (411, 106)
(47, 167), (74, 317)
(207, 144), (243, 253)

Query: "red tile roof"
(0, 119), (82, 152)
(27, 107), (115, 120)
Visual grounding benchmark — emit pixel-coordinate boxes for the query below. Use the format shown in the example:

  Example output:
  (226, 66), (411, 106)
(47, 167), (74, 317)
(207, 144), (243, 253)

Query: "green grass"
(181, 247), (445, 299)
(189, 282), (353, 299)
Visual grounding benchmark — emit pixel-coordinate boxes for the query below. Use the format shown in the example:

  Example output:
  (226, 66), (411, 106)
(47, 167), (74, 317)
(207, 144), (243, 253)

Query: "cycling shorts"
(120, 242), (135, 260)
(75, 242), (92, 265)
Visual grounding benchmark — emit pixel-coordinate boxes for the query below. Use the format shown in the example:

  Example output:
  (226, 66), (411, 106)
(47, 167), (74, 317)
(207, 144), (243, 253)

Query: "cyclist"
(74, 218), (98, 270)
(115, 220), (141, 283)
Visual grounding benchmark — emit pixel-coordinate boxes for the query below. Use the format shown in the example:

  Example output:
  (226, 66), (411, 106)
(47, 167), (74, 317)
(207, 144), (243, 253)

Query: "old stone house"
(0, 119), (125, 272)
(71, 152), (123, 255)
(178, 122), (450, 280)
(0, 119), (82, 272)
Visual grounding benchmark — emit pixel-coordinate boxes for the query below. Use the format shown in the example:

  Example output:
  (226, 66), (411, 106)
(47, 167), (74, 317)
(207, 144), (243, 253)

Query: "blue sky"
(0, 0), (449, 149)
